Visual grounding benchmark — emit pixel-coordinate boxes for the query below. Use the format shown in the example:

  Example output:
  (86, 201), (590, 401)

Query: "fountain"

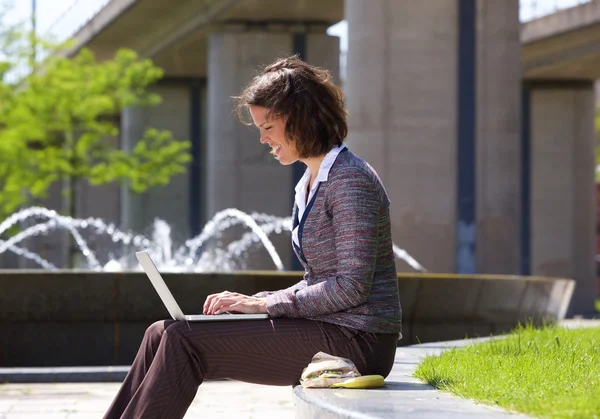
(0, 206), (427, 273)
(0, 207), (575, 368)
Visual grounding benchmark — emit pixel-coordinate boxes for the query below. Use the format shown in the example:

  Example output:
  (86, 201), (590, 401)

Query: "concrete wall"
(0, 271), (573, 367)
(529, 84), (596, 316)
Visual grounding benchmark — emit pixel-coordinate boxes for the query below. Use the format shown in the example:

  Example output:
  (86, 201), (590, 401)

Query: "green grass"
(414, 324), (600, 419)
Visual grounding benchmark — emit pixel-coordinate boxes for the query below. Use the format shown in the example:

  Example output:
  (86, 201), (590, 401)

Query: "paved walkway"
(1, 319), (597, 419)
(0, 380), (294, 419)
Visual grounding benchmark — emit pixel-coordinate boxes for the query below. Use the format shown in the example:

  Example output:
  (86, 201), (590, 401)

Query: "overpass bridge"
(31, 0), (600, 316)
(523, 0), (600, 79)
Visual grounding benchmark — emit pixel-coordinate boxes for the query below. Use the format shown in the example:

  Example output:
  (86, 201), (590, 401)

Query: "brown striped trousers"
(103, 318), (399, 419)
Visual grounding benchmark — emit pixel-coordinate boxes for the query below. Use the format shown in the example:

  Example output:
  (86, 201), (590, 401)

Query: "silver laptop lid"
(135, 251), (186, 321)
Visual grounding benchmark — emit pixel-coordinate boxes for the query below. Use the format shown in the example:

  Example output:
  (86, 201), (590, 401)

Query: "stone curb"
(0, 366), (130, 383)
(293, 338), (534, 419)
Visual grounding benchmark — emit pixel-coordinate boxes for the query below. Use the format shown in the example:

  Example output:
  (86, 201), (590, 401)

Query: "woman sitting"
(104, 55), (402, 419)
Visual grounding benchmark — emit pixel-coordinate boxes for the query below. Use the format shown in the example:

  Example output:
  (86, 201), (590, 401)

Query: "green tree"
(0, 28), (191, 265)
(1, 47), (191, 215)
(0, 0), (31, 219)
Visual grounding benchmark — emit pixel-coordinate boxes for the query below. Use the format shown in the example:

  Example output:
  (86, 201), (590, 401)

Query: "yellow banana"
(330, 375), (385, 389)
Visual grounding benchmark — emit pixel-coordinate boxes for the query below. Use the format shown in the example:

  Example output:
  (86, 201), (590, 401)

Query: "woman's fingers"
(211, 297), (236, 315)
(216, 298), (267, 315)
(214, 300), (238, 315)
(223, 301), (252, 314)
(203, 293), (219, 314)
(204, 291), (230, 314)
(216, 299), (251, 315)
(203, 292), (254, 315)
(203, 294), (215, 314)
(206, 292), (247, 315)
(207, 295), (225, 315)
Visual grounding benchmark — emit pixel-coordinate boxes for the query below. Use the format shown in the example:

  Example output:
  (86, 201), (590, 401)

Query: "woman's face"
(248, 105), (299, 166)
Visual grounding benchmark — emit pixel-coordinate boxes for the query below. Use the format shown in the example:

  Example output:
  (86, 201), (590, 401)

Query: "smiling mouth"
(270, 145), (282, 157)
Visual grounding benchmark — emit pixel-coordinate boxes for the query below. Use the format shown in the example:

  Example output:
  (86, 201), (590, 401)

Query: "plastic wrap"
(299, 351), (361, 388)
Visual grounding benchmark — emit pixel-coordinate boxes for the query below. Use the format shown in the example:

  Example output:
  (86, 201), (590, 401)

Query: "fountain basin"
(0, 271), (574, 367)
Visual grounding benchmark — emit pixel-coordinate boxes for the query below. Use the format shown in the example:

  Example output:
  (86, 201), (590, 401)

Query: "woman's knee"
(163, 320), (190, 338)
(144, 320), (167, 344)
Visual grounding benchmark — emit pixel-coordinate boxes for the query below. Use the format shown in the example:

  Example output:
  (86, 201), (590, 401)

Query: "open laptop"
(135, 251), (269, 322)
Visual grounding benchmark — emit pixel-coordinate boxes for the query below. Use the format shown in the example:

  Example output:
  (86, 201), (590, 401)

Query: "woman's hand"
(203, 291), (268, 315)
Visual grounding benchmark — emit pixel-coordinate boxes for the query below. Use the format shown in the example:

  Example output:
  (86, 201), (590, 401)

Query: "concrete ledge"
(0, 366), (130, 383)
(0, 271), (575, 366)
(293, 339), (533, 419)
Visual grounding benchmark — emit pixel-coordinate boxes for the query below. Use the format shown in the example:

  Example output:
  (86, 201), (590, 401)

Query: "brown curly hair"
(235, 55), (347, 159)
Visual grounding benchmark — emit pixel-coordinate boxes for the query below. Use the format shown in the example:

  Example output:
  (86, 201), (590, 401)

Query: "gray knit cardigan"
(257, 149), (402, 335)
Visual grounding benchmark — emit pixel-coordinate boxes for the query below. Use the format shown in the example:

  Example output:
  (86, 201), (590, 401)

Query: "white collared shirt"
(292, 144), (347, 248)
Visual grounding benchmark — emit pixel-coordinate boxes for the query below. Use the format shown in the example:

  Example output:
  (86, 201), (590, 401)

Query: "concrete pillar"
(15, 182), (67, 269)
(120, 106), (146, 233)
(69, 136), (121, 269)
(120, 83), (194, 238)
(344, 0), (521, 274)
(206, 28), (339, 270)
(475, 1), (522, 274)
(528, 83), (596, 316)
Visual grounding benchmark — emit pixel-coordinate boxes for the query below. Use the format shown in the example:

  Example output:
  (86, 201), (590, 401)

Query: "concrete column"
(345, 0), (521, 274)
(120, 106), (145, 233)
(17, 182), (66, 269)
(529, 84), (596, 316)
(206, 29), (339, 270)
(345, 0), (459, 272)
(0, 248), (19, 269)
(120, 84), (192, 237)
(475, 0), (522, 274)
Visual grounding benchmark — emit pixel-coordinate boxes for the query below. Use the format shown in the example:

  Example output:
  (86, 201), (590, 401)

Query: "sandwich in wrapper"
(300, 352), (361, 388)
